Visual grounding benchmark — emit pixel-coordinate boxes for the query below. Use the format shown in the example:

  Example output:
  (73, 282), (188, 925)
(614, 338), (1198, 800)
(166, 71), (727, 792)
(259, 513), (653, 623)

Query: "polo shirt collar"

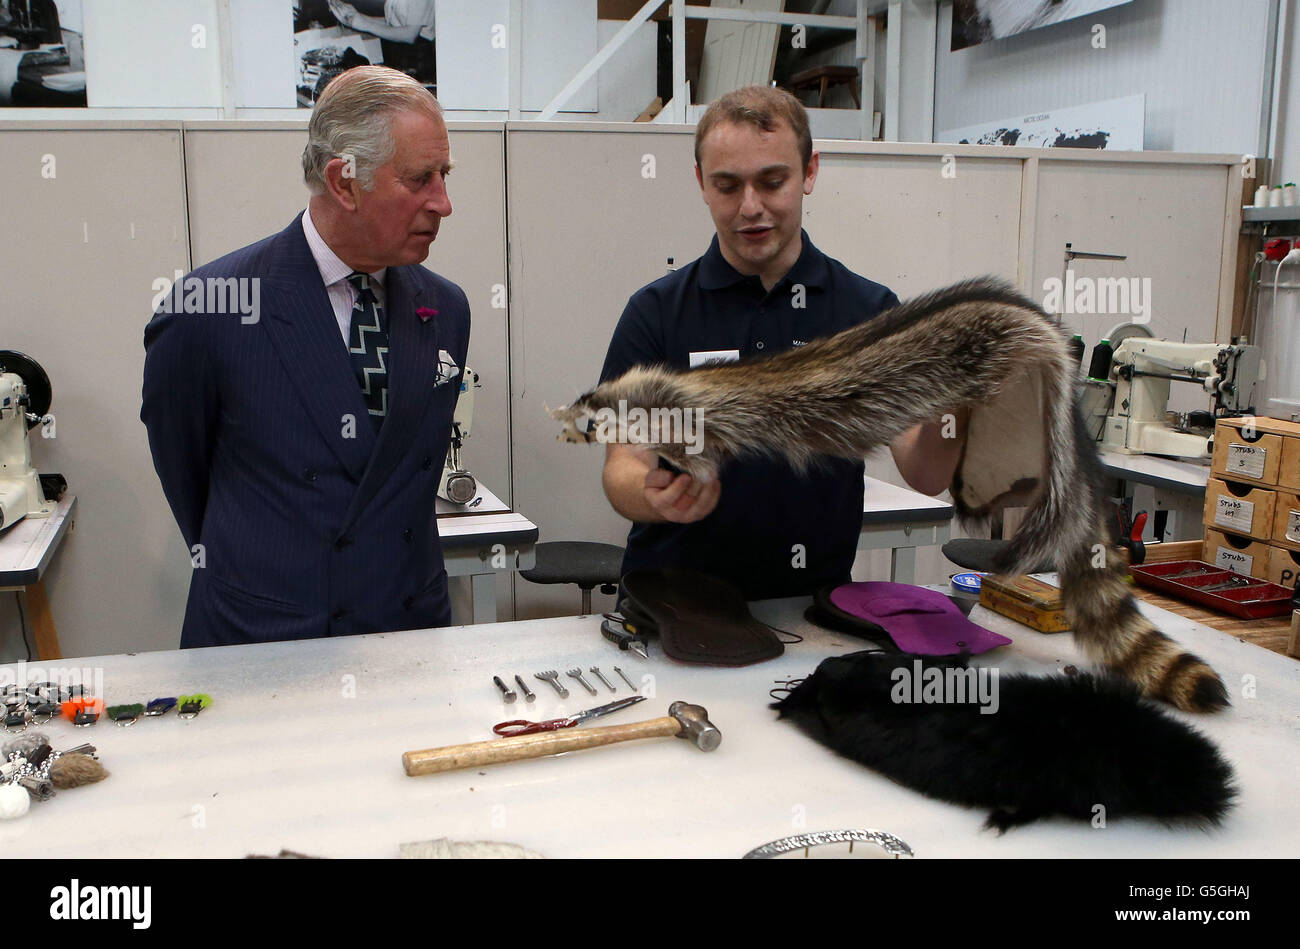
(697, 228), (831, 292)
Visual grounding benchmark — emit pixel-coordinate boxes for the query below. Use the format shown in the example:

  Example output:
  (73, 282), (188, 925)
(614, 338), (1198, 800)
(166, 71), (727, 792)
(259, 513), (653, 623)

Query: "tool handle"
(403, 715), (682, 776)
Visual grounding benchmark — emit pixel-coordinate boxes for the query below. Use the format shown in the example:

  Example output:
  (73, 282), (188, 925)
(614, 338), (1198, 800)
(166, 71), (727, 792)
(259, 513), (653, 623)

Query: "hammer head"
(669, 701), (721, 751)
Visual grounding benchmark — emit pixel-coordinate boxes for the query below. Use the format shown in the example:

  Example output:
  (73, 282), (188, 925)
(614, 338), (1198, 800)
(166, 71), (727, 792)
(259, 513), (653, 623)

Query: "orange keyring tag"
(61, 697), (105, 725)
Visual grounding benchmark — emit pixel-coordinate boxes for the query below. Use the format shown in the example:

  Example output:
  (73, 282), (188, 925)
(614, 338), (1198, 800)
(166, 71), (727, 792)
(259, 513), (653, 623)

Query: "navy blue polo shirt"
(599, 230), (899, 600)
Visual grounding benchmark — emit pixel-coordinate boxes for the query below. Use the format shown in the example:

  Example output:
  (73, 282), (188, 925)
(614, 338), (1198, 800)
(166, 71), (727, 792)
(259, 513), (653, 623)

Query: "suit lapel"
(341, 264), (443, 530)
(260, 215), (376, 482)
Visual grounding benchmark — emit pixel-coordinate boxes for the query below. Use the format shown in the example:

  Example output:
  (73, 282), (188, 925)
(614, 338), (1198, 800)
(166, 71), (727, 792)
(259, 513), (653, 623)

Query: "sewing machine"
(1099, 337), (1264, 461)
(0, 351), (57, 530)
(438, 367), (480, 505)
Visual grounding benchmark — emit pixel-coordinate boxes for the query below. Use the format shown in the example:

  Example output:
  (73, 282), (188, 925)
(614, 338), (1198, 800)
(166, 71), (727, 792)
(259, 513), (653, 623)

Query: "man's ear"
(803, 149), (820, 195)
(323, 157), (360, 212)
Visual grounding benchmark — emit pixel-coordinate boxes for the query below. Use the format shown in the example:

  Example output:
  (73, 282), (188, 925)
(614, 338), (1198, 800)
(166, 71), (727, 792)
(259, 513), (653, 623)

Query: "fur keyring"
(49, 753), (109, 789)
(552, 277), (1228, 713)
(773, 651), (1237, 832)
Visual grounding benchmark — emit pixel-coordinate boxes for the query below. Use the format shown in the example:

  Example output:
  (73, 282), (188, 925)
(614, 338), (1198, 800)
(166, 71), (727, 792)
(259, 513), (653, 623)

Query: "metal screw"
(493, 675), (517, 703)
(514, 675), (535, 702)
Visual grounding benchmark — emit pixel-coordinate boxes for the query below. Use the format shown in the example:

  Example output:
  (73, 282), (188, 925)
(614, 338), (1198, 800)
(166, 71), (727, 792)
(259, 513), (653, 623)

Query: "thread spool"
(1087, 338), (1114, 381)
(1068, 334), (1085, 370)
(1255, 185), (1270, 207)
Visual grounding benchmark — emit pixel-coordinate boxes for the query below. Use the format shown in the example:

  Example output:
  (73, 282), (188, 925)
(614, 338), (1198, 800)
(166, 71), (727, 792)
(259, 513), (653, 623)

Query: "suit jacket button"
(402, 596), (414, 610)
(402, 529), (413, 542)
(303, 467), (318, 481)
(421, 457), (433, 471)
(334, 536), (352, 551)
(331, 608), (349, 621)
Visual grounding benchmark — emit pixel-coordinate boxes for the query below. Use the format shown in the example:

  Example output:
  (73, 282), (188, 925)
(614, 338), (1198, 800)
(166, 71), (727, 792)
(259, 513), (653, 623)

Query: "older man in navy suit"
(142, 66), (469, 647)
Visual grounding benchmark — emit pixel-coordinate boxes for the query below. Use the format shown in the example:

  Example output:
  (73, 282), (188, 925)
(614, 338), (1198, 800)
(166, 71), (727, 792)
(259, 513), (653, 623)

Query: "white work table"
(1099, 450), (1211, 497)
(0, 495), (77, 659)
(2, 592), (1292, 859)
(1097, 451), (1212, 543)
(436, 483), (537, 622)
(861, 476), (953, 582)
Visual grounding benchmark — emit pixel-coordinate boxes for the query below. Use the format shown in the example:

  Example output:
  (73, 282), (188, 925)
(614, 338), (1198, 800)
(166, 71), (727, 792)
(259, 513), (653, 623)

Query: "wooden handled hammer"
(402, 701), (721, 776)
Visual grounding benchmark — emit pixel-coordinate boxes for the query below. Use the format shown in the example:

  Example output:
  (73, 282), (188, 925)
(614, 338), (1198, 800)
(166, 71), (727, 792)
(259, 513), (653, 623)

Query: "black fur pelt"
(772, 651), (1236, 832)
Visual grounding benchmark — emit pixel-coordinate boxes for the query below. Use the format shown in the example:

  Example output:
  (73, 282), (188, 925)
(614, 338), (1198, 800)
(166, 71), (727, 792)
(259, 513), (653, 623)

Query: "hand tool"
(613, 666), (637, 691)
(600, 613), (650, 659)
(1167, 566), (1215, 580)
(493, 695), (645, 737)
(514, 675), (535, 702)
(567, 668), (597, 696)
(493, 676), (517, 702)
(403, 701), (721, 776)
(589, 666), (616, 692)
(1202, 575), (1257, 592)
(535, 670), (568, 698)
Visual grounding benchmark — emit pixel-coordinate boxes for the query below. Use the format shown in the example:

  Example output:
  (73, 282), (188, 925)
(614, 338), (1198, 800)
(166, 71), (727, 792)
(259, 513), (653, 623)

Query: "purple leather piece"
(828, 582), (1012, 656)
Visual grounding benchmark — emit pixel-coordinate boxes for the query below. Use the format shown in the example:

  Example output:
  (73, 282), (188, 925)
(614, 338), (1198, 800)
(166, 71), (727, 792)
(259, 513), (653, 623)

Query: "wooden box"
(1272, 490), (1300, 552)
(1202, 528), (1271, 579)
(1282, 436), (1300, 493)
(1211, 418), (1286, 487)
(1267, 545), (1300, 589)
(1202, 477), (1277, 540)
(979, 574), (1069, 632)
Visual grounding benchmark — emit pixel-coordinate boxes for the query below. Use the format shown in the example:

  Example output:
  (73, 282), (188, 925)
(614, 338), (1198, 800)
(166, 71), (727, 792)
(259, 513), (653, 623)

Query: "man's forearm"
(603, 447), (665, 523)
(890, 409), (969, 496)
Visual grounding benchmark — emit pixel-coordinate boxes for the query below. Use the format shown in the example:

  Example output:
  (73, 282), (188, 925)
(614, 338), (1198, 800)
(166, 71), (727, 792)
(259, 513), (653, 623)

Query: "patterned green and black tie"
(346, 271), (389, 428)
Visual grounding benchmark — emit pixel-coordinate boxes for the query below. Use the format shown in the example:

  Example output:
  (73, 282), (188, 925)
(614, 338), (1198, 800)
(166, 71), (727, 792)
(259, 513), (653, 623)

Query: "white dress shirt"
(301, 206), (387, 344)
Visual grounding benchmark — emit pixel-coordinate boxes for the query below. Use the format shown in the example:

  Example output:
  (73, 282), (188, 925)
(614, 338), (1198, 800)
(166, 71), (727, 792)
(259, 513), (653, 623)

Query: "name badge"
(689, 349), (740, 369)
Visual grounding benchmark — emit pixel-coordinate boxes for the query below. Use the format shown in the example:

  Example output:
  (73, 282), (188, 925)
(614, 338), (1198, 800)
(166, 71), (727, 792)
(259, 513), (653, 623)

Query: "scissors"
(493, 695), (645, 737)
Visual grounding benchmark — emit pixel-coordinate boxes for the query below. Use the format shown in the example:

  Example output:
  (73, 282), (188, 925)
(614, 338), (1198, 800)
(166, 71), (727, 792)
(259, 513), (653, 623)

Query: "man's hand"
(642, 467), (721, 523)
(603, 443), (720, 524)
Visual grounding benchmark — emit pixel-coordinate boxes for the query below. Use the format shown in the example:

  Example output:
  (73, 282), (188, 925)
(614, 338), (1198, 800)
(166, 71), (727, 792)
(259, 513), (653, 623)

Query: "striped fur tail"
(1057, 524), (1230, 714)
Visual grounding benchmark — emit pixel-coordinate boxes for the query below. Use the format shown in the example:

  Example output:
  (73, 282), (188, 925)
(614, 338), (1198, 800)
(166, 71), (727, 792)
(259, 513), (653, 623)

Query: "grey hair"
(302, 66), (442, 194)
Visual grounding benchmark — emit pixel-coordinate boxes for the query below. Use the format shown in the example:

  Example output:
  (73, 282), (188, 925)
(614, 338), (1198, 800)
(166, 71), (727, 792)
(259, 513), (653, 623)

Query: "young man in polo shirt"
(599, 85), (965, 599)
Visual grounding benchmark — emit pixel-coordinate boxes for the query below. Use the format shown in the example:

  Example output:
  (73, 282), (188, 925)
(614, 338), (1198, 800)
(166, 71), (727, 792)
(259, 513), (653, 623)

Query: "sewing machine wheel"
(1106, 321), (1155, 349)
(0, 351), (52, 428)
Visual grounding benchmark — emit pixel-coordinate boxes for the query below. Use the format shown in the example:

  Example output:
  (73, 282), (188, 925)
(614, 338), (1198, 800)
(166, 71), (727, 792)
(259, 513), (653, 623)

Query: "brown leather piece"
(619, 568), (784, 666)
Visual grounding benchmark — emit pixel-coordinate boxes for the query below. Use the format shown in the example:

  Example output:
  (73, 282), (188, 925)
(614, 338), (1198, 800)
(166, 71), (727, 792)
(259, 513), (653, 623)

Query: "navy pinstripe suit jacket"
(142, 214), (470, 648)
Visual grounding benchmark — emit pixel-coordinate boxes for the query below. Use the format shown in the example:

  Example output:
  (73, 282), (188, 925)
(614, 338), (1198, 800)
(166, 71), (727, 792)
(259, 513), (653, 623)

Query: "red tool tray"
(1130, 560), (1295, 619)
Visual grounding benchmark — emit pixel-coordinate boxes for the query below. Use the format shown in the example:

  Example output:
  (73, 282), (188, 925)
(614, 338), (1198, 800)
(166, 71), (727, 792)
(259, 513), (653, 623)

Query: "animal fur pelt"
(551, 277), (1228, 713)
(772, 651), (1237, 832)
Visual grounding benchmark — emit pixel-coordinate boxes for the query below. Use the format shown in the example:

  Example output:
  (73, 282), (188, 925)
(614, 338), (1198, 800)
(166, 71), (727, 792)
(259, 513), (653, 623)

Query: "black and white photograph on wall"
(938, 93), (1145, 150)
(951, 0), (1133, 51)
(0, 0), (84, 106)
(294, 0), (435, 107)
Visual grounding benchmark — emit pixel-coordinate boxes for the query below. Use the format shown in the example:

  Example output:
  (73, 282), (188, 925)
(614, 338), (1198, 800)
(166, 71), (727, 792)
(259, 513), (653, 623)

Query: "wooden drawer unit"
(1203, 478), (1276, 540)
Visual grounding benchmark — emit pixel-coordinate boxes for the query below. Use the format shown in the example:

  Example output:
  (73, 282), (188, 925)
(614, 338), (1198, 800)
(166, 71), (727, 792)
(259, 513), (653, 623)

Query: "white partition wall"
(0, 124), (190, 659)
